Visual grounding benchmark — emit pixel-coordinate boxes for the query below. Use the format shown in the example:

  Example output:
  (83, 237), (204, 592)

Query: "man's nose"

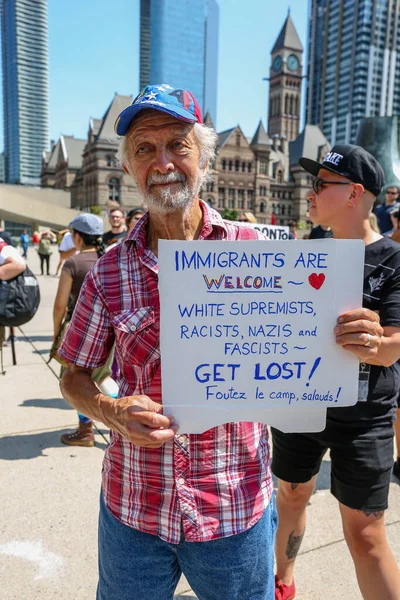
(152, 149), (174, 173)
(306, 190), (314, 202)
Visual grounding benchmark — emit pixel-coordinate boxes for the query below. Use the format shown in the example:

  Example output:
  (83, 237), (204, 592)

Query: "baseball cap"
(69, 213), (103, 236)
(114, 84), (203, 136)
(299, 144), (385, 197)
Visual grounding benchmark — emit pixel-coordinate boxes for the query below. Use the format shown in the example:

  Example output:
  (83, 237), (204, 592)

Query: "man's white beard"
(144, 170), (204, 215)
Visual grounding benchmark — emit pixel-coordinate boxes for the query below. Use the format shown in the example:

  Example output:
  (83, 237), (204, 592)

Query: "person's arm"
(334, 308), (400, 366)
(58, 266), (178, 448)
(0, 257), (26, 281)
(59, 247), (76, 261)
(53, 270), (73, 339)
(61, 365), (178, 448)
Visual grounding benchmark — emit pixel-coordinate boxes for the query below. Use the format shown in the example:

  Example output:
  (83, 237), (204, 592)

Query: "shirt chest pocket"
(112, 307), (160, 367)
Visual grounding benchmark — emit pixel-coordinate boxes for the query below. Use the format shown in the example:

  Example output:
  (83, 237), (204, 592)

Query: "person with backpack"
(52, 213), (106, 446)
(0, 238), (26, 347)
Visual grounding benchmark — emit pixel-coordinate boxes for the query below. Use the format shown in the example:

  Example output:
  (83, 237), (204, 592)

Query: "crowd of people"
(2, 83), (400, 600)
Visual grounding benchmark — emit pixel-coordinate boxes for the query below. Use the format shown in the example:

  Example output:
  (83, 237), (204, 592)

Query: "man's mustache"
(147, 172), (186, 188)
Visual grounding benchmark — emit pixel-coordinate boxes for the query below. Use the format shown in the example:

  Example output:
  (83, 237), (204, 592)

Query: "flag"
(271, 212), (277, 225)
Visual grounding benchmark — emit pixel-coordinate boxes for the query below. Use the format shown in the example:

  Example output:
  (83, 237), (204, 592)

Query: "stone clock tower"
(268, 12), (303, 142)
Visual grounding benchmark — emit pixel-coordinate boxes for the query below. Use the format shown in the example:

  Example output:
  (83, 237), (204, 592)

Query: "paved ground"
(0, 249), (399, 599)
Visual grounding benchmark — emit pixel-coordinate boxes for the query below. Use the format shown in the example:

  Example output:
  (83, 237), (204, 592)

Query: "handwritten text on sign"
(158, 240), (364, 433)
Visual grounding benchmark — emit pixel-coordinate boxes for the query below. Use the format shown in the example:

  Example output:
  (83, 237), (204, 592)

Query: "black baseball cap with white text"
(299, 144), (385, 197)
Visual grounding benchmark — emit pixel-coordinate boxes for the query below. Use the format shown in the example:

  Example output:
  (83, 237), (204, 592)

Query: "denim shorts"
(97, 491), (277, 600)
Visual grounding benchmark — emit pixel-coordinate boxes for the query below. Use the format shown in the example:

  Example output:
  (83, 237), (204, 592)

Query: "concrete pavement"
(0, 249), (399, 599)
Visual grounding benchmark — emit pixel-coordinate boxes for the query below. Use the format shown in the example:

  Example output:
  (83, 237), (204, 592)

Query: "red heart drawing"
(308, 273), (326, 290)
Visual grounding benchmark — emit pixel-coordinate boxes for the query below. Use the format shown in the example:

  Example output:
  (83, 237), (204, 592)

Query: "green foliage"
(89, 205), (102, 216)
(297, 220), (308, 230)
(222, 209), (239, 221)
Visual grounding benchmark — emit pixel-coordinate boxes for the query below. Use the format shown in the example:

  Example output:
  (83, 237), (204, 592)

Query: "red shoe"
(275, 575), (296, 600)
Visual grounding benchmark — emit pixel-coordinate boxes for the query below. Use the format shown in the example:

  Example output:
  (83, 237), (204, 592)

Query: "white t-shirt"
(0, 245), (25, 267)
(59, 232), (75, 252)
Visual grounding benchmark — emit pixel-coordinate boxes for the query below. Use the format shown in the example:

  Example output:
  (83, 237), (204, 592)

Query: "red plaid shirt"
(59, 201), (274, 543)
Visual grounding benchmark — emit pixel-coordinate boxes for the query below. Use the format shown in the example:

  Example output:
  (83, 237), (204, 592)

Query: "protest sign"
(158, 239), (364, 434)
(252, 223), (289, 240)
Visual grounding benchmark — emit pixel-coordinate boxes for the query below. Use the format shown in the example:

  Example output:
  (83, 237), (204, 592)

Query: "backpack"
(0, 265), (41, 326)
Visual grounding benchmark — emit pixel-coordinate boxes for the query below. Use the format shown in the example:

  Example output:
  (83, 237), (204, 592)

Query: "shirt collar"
(124, 200), (228, 249)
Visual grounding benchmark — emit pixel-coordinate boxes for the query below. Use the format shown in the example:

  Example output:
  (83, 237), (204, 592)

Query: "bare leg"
(340, 503), (400, 600)
(275, 476), (316, 586)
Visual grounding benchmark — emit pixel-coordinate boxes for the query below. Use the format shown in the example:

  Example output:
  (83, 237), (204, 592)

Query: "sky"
(0, 0), (309, 151)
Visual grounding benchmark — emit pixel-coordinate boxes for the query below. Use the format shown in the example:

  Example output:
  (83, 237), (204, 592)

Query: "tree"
(89, 205), (102, 216)
(222, 209), (238, 221)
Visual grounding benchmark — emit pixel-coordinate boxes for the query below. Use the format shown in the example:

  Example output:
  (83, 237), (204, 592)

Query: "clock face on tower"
(273, 55), (282, 72)
(287, 54), (299, 71)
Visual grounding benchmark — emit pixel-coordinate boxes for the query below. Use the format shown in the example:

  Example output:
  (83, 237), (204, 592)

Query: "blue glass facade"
(204, 0), (219, 123)
(306, 0), (400, 145)
(140, 0), (219, 124)
(1, 0), (49, 185)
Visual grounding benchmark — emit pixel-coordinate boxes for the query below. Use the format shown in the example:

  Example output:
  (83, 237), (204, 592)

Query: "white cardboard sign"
(158, 239), (364, 434)
(252, 223), (290, 239)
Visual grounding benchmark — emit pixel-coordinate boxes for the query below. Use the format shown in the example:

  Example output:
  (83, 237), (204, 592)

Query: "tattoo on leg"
(286, 530), (304, 560)
(291, 483), (300, 491)
(358, 509), (384, 520)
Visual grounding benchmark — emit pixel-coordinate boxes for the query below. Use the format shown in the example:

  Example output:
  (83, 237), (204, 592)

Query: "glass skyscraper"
(1, 0), (49, 185)
(140, 0), (219, 124)
(306, 0), (400, 144)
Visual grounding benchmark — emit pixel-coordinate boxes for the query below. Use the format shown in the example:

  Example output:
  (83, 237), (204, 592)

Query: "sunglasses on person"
(386, 190), (399, 195)
(312, 177), (353, 195)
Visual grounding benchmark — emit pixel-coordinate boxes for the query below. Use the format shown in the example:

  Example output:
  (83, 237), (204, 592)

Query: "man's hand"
(334, 308), (383, 361)
(106, 395), (178, 449)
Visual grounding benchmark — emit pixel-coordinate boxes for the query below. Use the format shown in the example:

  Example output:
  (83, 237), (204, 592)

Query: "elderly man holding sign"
(59, 85), (381, 600)
(273, 146), (400, 600)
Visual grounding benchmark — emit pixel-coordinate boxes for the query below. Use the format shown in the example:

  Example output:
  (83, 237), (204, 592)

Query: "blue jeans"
(97, 490), (277, 600)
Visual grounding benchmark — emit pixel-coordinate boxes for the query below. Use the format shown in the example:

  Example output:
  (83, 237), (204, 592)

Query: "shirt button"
(179, 435), (187, 444)
(130, 325), (136, 331)
(178, 477), (185, 486)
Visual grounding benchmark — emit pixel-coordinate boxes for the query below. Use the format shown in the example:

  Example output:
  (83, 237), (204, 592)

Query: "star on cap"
(146, 91), (158, 100)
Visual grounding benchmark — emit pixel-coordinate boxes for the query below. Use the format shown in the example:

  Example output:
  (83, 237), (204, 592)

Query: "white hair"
(116, 121), (217, 174)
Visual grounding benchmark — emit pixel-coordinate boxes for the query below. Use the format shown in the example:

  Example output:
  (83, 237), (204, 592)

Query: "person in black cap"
(272, 145), (400, 600)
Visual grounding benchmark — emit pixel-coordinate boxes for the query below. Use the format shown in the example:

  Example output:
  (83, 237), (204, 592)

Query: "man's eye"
(172, 141), (185, 149)
(136, 146), (149, 155)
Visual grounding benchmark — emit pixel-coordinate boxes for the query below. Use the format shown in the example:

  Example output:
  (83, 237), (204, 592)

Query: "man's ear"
(349, 183), (364, 206)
